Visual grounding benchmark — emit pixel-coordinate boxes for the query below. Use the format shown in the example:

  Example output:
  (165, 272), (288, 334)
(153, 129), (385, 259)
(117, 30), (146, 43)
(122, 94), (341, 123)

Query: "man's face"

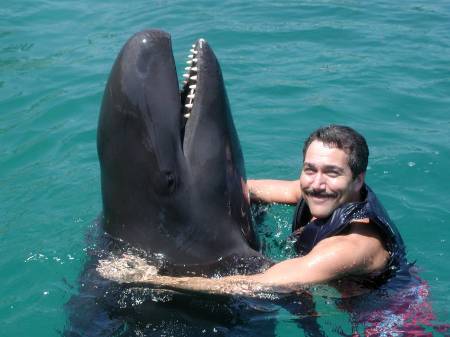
(299, 140), (364, 219)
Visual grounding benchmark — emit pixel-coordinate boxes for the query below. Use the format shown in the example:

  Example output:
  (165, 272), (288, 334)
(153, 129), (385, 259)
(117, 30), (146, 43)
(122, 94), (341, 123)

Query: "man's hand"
(97, 254), (158, 283)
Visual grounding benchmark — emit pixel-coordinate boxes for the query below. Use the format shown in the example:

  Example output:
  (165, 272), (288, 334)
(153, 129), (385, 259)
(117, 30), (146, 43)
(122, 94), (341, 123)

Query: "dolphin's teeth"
(182, 43), (199, 118)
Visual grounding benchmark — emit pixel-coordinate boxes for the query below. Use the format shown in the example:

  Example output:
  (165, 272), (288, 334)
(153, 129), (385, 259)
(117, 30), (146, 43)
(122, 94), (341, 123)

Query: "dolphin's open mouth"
(180, 40), (203, 120)
(179, 38), (208, 149)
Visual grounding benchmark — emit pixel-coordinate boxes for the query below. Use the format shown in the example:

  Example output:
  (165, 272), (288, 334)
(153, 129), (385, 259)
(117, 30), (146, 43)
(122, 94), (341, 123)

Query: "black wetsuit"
(291, 184), (406, 282)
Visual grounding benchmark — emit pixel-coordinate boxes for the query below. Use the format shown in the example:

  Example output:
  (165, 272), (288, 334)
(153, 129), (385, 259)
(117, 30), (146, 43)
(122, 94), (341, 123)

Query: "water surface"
(1, 1), (449, 336)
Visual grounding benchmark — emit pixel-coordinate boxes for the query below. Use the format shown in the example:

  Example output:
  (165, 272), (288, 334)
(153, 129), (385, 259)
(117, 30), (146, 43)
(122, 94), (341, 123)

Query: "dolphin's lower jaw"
(98, 30), (263, 271)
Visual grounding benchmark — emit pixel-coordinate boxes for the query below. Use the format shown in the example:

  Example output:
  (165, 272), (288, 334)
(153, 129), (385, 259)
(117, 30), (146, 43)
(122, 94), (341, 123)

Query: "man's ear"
(354, 172), (365, 191)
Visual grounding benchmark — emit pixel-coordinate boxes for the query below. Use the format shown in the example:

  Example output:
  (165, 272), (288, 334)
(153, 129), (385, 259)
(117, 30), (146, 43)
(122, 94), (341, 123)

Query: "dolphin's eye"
(165, 171), (176, 193)
(153, 171), (177, 195)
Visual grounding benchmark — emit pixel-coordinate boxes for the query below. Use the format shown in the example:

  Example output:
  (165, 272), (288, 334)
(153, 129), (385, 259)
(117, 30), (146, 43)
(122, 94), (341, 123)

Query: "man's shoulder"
(317, 219), (387, 258)
(315, 219), (390, 274)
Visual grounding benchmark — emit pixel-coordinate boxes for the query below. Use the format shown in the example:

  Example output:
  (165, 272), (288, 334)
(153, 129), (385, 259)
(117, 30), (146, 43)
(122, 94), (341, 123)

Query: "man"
(98, 125), (405, 295)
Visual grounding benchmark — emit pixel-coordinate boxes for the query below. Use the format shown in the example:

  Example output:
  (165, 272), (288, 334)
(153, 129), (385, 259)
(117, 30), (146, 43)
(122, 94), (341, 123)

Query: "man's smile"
(303, 190), (338, 200)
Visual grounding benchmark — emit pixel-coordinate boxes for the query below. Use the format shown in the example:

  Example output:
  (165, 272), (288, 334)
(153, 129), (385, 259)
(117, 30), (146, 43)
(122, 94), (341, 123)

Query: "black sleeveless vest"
(292, 184), (406, 271)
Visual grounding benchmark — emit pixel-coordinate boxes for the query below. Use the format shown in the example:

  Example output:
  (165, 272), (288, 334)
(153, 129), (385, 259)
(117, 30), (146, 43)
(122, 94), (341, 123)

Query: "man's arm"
(97, 222), (389, 296)
(247, 179), (301, 204)
(250, 221), (389, 286)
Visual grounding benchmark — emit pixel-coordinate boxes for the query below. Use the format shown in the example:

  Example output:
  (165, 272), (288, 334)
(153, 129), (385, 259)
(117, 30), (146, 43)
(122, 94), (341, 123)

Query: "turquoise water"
(1, 0), (449, 336)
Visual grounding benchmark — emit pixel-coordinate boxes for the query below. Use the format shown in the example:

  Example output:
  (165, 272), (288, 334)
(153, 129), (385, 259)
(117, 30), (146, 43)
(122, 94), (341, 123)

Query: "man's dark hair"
(302, 125), (369, 178)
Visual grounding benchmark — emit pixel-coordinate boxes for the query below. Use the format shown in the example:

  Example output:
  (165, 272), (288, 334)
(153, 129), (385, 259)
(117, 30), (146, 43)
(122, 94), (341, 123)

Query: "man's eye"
(303, 168), (315, 174)
(327, 171), (339, 177)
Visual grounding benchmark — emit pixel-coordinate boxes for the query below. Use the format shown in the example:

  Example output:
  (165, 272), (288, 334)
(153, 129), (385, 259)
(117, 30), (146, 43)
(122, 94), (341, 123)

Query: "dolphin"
(97, 29), (266, 272)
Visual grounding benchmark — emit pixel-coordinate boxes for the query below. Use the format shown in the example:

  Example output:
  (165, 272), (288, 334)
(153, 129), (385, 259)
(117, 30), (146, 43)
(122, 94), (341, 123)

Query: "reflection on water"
(334, 266), (448, 336)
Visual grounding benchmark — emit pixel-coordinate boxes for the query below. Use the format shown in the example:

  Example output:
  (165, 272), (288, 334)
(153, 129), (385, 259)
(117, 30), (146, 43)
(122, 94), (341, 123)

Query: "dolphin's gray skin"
(97, 29), (263, 268)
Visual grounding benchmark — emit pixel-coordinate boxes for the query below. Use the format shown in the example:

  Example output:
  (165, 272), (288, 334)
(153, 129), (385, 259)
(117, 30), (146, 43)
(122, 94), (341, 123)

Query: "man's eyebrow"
(303, 162), (344, 172)
(303, 162), (316, 168)
(322, 165), (345, 173)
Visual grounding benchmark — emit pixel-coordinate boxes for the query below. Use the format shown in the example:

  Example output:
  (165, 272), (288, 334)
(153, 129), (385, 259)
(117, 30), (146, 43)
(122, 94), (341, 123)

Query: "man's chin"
(307, 202), (335, 219)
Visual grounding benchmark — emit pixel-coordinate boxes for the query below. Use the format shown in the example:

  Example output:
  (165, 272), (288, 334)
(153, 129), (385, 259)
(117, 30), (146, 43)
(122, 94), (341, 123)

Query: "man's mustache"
(303, 189), (338, 199)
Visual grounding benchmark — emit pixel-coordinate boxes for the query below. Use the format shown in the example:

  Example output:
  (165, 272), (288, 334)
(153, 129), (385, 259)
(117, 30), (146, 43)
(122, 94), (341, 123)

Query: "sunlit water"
(1, 0), (449, 336)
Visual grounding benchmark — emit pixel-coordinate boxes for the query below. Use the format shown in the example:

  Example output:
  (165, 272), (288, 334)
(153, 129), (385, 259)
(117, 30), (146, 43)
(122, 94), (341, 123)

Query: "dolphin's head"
(97, 30), (260, 266)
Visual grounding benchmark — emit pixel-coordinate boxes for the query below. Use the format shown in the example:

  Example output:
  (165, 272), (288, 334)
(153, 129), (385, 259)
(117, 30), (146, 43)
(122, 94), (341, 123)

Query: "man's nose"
(311, 173), (326, 190)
